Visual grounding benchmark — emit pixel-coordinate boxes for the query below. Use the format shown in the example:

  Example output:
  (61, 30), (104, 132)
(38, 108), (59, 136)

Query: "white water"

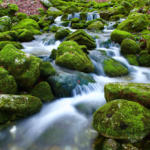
(1, 15), (150, 150)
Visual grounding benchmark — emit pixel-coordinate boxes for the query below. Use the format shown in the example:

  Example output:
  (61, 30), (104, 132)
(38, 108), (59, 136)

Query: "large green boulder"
(113, 6), (126, 15)
(30, 81), (54, 102)
(89, 50), (129, 77)
(71, 18), (80, 24)
(139, 50), (150, 67)
(100, 11), (113, 20)
(0, 44), (42, 90)
(0, 41), (23, 50)
(80, 12), (87, 20)
(121, 39), (141, 55)
(18, 30), (35, 42)
(71, 23), (85, 29)
(61, 13), (68, 21)
(29, 15), (40, 22)
(121, 1), (133, 13)
(64, 5), (79, 14)
(93, 99), (150, 143)
(0, 33), (12, 41)
(65, 29), (96, 49)
(0, 67), (18, 94)
(40, 61), (57, 78)
(55, 28), (70, 40)
(55, 41), (94, 73)
(3, 30), (19, 41)
(16, 13), (28, 21)
(0, 94), (42, 121)
(104, 82), (150, 109)
(110, 29), (134, 44)
(12, 18), (40, 30)
(40, 0), (52, 8)
(47, 7), (63, 18)
(117, 13), (150, 32)
(0, 16), (11, 32)
(87, 21), (104, 32)
(46, 70), (95, 97)
(124, 54), (138, 66)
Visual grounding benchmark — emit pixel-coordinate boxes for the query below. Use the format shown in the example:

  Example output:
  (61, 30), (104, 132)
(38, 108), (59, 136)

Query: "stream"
(0, 15), (150, 150)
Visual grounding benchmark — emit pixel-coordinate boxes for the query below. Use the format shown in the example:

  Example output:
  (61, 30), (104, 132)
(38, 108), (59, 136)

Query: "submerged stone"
(93, 99), (150, 143)
(104, 82), (150, 109)
(55, 41), (94, 73)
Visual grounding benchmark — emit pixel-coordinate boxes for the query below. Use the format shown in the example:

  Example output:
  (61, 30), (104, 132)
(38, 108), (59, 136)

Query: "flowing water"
(0, 16), (150, 150)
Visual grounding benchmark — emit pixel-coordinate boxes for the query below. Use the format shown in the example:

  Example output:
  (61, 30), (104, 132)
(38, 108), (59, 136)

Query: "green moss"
(55, 28), (70, 40)
(55, 41), (94, 73)
(30, 29), (42, 35)
(104, 82), (150, 109)
(71, 18), (80, 24)
(0, 41), (23, 50)
(40, 62), (57, 78)
(30, 81), (54, 102)
(40, 0), (52, 8)
(121, 1), (133, 13)
(17, 13), (28, 21)
(0, 44), (42, 90)
(109, 14), (124, 21)
(38, 8), (45, 16)
(49, 49), (57, 60)
(38, 16), (52, 28)
(61, 13), (68, 21)
(61, 21), (70, 27)
(50, 26), (58, 32)
(139, 50), (150, 67)
(87, 21), (104, 32)
(80, 12), (87, 20)
(147, 37), (150, 54)
(121, 38), (141, 55)
(111, 29), (135, 44)
(0, 16), (12, 32)
(18, 30), (35, 42)
(85, 18), (103, 27)
(117, 13), (150, 33)
(0, 33), (12, 41)
(12, 18), (40, 30)
(93, 99), (150, 143)
(46, 7), (63, 19)
(64, 5), (79, 13)
(103, 58), (129, 77)
(0, 112), (9, 124)
(65, 29), (96, 49)
(3, 31), (19, 41)
(43, 26), (50, 32)
(124, 54), (138, 66)
(71, 23), (85, 29)
(79, 45), (89, 54)
(29, 15), (40, 22)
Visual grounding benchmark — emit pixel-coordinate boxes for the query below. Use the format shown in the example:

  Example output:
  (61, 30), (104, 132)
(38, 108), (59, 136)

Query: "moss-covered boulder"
(102, 139), (119, 150)
(0, 94), (42, 121)
(110, 29), (134, 44)
(117, 13), (150, 33)
(38, 8), (45, 16)
(55, 28), (70, 40)
(124, 54), (138, 66)
(61, 21), (70, 27)
(0, 41), (23, 50)
(49, 49), (57, 59)
(0, 3), (18, 17)
(64, 5), (79, 14)
(71, 23), (85, 29)
(40, 61), (56, 78)
(47, 7), (63, 18)
(38, 19), (51, 28)
(46, 70), (95, 97)
(30, 81), (54, 102)
(29, 15), (40, 22)
(121, 39), (141, 55)
(100, 11), (114, 20)
(65, 29), (96, 49)
(50, 26), (58, 32)
(0, 67), (18, 94)
(61, 13), (68, 21)
(41, 0), (52, 8)
(0, 44), (42, 90)
(80, 12), (87, 20)
(113, 6), (126, 15)
(30, 29), (42, 35)
(18, 30), (35, 42)
(89, 50), (129, 77)
(12, 18), (40, 30)
(0, 33), (12, 41)
(0, 16), (11, 32)
(87, 21), (104, 32)
(80, 45), (89, 54)
(16, 13), (28, 21)
(55, 41), (94, 73)
(104, 82), (150, 109)
(109, 14), (124, 21)
(71, 18), (80, 24)
(139, 50), (150, 67)
(3, 30), (19, 41)
(121, 1), (133, 13)
(93, 99), (150, 143)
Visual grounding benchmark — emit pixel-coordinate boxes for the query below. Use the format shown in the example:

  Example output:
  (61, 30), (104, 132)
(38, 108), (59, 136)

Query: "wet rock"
(139, 50), (150, 67)
(80, 12), (87, 20)
(0, 94), (42, 120)
(3, 30), (19, 41)
(121, 39), (141, 55)
(65, 29), (96, 49)
(117, 13), (150, 32)
(110, 29), (134, 44)
(93, 99), (150, 143)
(89, 50), (129, 77)
(87, 21), (104, 32)
(55, 28), (70, 40)
(46, 70), (95, 97)
(102, 139), (119, 150)
(104, 82), (150, 109)
(0, 44), (42, 90)
(18, 30), (35, 42)
(30, 81), (54, 102)
(121, 1), (133, 13)
(49, 49), (57, 60)
(55, 41), (94, 73)
(124, 54), (138, 66)
(64, 5), (79, 14)
(0, 16), (11, 32)
(85, 129), (98, 140)
(41, 0), (52, 8)
(47, 7), (63, 19)
(61, 13), (68, 21)
(122, 143), (139, 150)
(71, 23), (86, 29)
(100, 11), (113, 20)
